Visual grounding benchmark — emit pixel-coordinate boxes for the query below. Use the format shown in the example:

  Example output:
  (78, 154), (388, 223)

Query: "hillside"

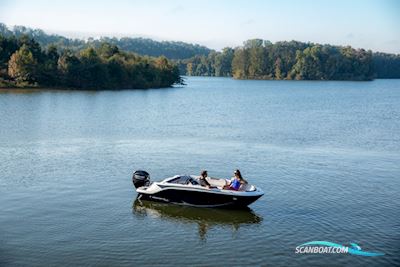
(0, 23), (212, 60)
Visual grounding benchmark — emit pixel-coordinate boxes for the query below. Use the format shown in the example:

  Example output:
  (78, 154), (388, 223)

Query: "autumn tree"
(8, 44), (38, 85)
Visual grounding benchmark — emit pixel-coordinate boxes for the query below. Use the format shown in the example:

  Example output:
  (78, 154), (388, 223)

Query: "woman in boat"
(224, 169), (248, 190)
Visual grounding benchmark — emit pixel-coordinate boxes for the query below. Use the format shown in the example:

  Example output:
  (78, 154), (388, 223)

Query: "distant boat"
(132, 170), (264, 208)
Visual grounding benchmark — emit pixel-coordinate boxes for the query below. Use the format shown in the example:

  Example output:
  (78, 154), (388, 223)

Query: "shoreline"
(2, 78), (398, 93)
(0, 85), (176, 92)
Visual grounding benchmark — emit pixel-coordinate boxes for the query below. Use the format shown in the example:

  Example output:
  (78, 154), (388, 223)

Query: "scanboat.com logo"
(295, 241), (385, 257)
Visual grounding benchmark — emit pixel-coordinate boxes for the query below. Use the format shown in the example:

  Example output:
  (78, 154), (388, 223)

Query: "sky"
(0, 0), (399, 53)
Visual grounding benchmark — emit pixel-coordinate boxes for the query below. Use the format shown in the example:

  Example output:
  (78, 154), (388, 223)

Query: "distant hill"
(0, 23), (212, 60)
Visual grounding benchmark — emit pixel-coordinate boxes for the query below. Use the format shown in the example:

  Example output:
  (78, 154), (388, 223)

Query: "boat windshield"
(168, 175), (199, 185)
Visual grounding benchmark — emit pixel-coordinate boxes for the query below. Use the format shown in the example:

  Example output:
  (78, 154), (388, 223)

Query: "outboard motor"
(132, 170), (150, 189)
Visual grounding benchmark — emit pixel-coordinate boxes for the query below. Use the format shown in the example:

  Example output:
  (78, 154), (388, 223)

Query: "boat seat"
(204, 177), (227, 188)
(239, 184), (256, 192)
(193, 176), (256, 191)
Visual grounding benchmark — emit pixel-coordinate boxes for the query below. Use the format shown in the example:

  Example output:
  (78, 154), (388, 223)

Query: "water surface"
(1, 77), (399, 266)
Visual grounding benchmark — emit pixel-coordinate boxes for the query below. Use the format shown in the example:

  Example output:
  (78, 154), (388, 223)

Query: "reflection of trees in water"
(132, 199), (263, 241)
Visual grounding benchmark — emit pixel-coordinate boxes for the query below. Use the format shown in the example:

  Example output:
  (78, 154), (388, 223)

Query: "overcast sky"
(0, 0), (399, 53)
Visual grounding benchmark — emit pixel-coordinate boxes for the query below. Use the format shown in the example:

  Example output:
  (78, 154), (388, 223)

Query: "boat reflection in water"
(132, 199), (263, 240)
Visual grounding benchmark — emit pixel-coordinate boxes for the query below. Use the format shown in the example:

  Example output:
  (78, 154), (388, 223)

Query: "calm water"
(1, 77), (399, 266)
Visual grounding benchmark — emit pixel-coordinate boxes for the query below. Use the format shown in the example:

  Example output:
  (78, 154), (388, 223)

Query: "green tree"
(17, 35), (44, 63)
(98, 42), (119, 59)
(40, 45), (60, 85)
(215, 47), (234, 76)
(57, 50), (82, 87)
(246, 39), (265, 78)
(79, 47), (109, 88)
(107, 53), (128, 87)
(232, 48), (249, 79)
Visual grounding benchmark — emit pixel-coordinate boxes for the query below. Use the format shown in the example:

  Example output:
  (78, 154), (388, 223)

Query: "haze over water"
(1, 77), (399, 266)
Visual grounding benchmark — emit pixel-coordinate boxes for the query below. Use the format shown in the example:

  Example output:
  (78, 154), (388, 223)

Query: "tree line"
(177, 39), (400, 80)
(1, 23), (400, 83)
(0, 34), (183, 89)
(0, 23), (211, 60)
(372, 52), (400, 78)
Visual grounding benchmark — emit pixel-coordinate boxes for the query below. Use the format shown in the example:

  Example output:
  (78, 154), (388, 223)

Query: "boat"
(132, 170), (264, 208)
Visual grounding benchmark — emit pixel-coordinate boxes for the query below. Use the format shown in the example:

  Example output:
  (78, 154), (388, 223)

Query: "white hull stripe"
(137, 183), (264, 197)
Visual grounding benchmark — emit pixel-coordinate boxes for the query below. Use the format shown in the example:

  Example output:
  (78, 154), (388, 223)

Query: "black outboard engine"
(132, 170), (150, 189)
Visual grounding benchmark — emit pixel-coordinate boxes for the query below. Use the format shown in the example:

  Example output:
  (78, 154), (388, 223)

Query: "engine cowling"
(132, 170), (150, 189)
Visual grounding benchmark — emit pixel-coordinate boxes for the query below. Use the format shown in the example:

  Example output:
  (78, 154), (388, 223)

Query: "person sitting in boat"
(223, 169), (248, 190)
(198, 170), (212, 188)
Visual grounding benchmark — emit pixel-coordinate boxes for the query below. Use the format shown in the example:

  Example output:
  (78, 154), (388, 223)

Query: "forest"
(0, 34), (183, 89)
(178, 39), (400, 80)
(1, 23), (400, 89)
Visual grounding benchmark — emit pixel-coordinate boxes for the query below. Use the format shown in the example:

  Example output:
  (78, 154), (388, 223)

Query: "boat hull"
(137, 187), (263, 208)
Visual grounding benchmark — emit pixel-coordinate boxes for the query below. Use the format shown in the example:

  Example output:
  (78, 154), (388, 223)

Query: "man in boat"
(199, 170), (212, 188)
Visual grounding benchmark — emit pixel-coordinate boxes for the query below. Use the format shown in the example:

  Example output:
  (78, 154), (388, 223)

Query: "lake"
(0, 77), (399, 266)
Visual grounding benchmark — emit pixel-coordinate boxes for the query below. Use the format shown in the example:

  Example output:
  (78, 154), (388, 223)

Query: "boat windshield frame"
(165, 175), (199, 185)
